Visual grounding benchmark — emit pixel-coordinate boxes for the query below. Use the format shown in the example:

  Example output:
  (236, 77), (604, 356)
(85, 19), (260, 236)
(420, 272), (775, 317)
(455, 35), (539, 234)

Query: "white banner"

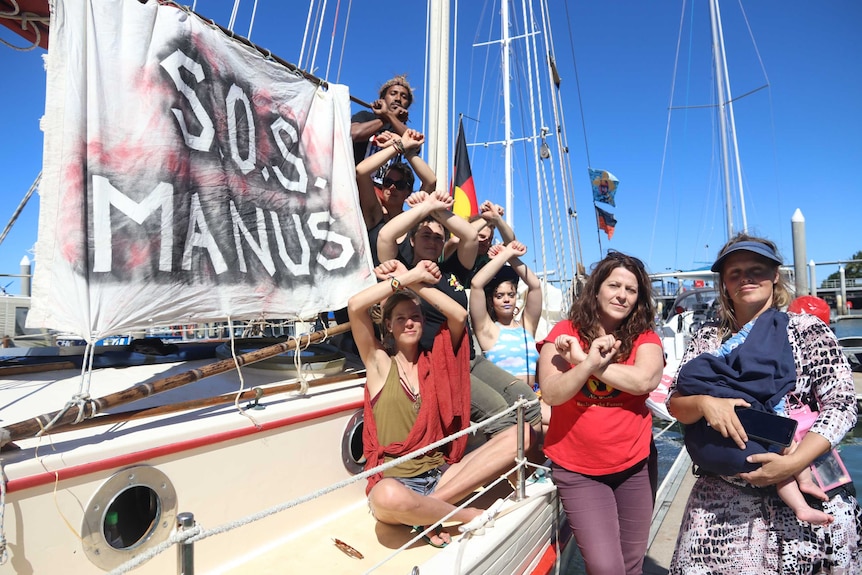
(29, 0), (374, 339)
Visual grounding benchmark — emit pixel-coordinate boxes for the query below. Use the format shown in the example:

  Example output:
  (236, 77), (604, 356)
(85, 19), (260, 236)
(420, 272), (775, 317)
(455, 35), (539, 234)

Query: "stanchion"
(516, 395), (526, 501)
(177, 512), (195, 575)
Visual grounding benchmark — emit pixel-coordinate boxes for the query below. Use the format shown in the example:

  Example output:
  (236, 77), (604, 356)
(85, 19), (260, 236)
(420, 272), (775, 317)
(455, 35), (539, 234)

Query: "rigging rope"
(105, 397), (540, 574)
(309, 0), (328, 75)
(335, 0), (354, 83)
(322, 0), (341, 81)
(298, 0), (316, 71)
(246, 0), (259, 39)
(227, 0), (241, 32)
(0, 171), (40, 248)
(648, 0), (689, 266)
(0, 0), (47, 51)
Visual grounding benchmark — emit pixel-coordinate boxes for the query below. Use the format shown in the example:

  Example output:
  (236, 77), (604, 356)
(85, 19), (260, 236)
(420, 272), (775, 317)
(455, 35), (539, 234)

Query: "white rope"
(35, 340), (99, 435)
(308, 0), (328, 75)
(298, 0), (316, 70)
(106, 398), (540, 574)
(0, 0), (47, 51)
(334, 0), (353, 83)
(322, 0), (340, 80)
(290, 321), (317, 395)
(649, 0), (688, 265)
(364, 472), (513, 574)
(227, 0), (241, 32)
(225, 317), (264, 429)
(246, 0), (259, 40)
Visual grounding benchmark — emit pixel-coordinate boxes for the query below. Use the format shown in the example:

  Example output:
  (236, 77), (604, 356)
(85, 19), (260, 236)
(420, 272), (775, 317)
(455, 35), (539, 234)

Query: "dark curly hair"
(378, 75), (413, 107)
(566, 251), (655, 362)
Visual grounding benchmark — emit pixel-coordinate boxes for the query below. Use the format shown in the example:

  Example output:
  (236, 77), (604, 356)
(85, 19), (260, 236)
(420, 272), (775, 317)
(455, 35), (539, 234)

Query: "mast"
(502, 0), (513, 227)
(714, 0), (748, 234)
(428, 0), (450, 190)
(708, 0), (734, 240)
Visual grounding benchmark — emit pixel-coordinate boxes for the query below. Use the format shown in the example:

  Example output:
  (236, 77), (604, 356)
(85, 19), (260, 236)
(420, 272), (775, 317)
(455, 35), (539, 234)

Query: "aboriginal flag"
(451, 119), (479, 219)
(596, 206), (617, 240)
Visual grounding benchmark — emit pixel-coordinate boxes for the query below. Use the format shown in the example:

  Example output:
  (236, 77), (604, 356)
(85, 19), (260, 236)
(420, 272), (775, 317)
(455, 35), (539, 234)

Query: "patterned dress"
(667, 312), (862, 574)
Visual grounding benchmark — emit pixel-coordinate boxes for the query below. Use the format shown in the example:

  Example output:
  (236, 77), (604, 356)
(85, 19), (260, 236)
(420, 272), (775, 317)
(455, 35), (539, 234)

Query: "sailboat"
(0, 1), (576, 573)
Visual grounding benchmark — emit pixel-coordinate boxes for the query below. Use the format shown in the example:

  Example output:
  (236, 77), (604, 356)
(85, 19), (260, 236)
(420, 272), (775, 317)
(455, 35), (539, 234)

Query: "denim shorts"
(394, 467), (444, 496)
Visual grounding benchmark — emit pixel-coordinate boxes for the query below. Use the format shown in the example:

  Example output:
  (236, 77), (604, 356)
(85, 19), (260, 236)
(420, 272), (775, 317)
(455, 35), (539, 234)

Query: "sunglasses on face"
(382, 177), (410, 191)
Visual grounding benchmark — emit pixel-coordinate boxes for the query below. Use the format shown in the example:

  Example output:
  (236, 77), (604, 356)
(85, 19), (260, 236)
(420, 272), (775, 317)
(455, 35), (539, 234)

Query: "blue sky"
(1, 0), (860, 297)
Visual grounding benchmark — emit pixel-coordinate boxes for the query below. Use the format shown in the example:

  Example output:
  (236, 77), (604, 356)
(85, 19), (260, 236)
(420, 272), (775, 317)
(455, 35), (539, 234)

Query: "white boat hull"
(0, 349), (567, 574)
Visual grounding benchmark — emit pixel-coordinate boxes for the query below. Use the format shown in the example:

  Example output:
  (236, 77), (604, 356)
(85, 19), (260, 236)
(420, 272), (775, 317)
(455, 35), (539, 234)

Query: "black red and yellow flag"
(451, 119), (479, 219)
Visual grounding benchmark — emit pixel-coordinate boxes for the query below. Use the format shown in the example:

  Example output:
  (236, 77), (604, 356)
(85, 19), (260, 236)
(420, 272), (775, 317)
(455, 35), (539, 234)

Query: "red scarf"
(363, 325), (471, 494)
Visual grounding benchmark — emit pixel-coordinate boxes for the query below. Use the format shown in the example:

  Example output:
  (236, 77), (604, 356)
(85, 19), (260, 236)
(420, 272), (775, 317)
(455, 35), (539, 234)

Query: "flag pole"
(594, 202), (604, 256)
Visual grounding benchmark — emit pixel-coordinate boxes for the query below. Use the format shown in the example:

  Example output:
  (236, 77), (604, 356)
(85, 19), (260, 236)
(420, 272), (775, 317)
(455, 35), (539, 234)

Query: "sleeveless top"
(371, 360), (444, 478)
(484, 324), (539, 377)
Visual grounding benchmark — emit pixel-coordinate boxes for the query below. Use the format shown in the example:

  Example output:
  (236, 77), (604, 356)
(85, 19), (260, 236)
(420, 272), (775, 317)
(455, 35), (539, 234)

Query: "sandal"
(412, 525), (450, 548)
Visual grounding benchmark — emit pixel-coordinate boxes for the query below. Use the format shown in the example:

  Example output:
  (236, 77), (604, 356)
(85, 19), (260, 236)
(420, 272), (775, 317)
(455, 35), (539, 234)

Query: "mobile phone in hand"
(735, 407), (797, 448)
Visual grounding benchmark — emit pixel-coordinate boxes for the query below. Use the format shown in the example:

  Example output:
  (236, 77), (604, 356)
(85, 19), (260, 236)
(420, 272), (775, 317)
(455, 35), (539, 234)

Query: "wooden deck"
(644, 451), (693, 574)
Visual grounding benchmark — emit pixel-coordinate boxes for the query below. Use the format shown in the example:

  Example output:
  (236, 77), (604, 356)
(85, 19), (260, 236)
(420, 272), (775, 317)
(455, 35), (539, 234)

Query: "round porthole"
(82, 465), (178, 570)
(341, 410), (366, 474)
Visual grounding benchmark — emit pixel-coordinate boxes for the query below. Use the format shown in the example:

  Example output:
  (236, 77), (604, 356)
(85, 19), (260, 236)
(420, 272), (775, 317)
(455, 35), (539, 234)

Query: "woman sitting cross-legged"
(348, 258), (525, 547)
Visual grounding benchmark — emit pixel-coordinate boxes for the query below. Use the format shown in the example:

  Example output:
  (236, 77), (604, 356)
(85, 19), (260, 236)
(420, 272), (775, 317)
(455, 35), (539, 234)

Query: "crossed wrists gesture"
(375, 259), (441, 286)
(479, 201), (504, 224)
(488, 240), (526, 260)
(555, 333), (619, 371)
(406, 190), (453, 213)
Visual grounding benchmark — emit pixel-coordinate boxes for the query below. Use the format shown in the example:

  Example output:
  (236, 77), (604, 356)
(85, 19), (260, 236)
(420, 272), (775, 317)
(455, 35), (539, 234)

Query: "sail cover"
(28, 0), (375, 339)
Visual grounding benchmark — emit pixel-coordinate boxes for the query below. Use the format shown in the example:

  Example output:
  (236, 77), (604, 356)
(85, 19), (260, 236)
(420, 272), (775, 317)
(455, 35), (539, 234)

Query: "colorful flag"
(596, 206), (617, 240)
(451, 119), (479, 219)
(589, 168), (619, 207)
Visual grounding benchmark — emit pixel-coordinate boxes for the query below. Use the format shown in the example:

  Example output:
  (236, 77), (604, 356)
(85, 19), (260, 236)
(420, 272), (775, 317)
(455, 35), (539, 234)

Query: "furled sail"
(28, 0), (375, 340)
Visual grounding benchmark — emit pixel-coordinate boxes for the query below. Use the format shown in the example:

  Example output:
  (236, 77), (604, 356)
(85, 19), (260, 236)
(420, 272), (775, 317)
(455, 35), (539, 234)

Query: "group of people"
(344, 76), (861, 572)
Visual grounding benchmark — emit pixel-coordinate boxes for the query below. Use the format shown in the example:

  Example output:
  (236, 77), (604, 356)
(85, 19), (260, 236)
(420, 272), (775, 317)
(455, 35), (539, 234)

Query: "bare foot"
(431, 528), (451, 546)
(413, 525), (452, 547)
(794, 506), (835, 526)
(798, 475), (829, 502)
(458, 506), (484, 524)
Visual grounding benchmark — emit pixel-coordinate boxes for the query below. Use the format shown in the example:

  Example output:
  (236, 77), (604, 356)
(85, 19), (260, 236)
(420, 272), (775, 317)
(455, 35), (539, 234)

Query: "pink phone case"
(810, 449), (852, 492)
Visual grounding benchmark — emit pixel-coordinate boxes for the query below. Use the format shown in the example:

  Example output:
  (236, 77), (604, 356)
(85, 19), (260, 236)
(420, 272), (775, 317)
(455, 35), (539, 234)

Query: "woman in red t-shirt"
(537, 251), (663, 575)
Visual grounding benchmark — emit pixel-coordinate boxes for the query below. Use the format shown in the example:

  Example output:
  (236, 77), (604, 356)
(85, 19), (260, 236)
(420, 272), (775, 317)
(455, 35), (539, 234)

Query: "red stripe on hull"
(529, 543), (558, 575)
(8, 399), (364, 493)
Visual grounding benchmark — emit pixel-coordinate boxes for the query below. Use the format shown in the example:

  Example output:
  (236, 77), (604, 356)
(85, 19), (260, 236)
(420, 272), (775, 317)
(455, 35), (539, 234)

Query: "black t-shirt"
(419, 255), (475, 358)
(351, 110), (391, 166)
(368, 218), (412, 268)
